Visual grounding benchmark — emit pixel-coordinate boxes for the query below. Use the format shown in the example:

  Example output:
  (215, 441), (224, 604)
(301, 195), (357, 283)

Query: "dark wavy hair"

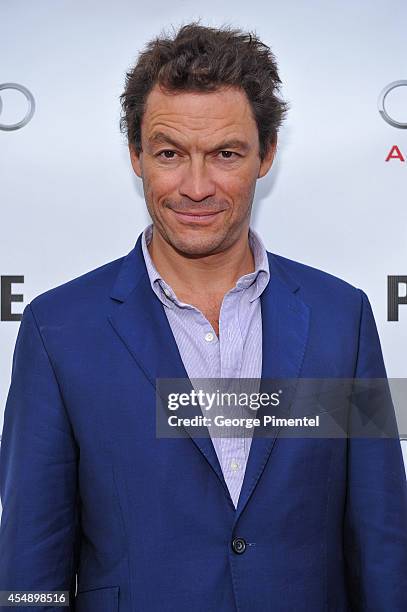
(119, 21), (289, 162)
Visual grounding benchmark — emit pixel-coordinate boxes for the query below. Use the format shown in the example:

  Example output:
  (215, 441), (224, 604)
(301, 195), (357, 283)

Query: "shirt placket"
(218, 289), (248, 507)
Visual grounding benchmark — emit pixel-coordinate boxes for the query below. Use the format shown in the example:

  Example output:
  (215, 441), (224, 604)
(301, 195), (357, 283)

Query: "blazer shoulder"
(268, 251), (363, 308)
(28, 252), (127, 322)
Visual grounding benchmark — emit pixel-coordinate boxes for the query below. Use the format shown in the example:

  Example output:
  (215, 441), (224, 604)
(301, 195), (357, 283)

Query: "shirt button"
(163, 287), (172, 297)
(204, 332), (214, 342)
(230, 459), (240, 472)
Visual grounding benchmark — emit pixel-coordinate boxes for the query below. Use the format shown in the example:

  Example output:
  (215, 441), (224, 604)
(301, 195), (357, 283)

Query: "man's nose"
(178, 157), (216, 201)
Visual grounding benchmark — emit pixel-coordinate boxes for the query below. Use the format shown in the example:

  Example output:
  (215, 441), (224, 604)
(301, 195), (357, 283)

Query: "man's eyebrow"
(149, 132), (183, 148)
(148, 131), (251, 152)
(215, 138), (251, 152)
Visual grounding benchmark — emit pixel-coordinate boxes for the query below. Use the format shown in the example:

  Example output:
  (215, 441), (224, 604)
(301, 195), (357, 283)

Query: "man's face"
(130, 83), (276, 257)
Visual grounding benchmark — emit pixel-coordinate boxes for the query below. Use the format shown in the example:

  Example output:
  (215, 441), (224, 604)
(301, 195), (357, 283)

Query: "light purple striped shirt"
(141, 223), (270, 507)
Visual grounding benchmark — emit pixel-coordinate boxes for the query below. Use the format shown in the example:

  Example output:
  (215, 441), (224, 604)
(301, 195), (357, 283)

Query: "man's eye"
(219, 151), (238, 159)
(158, 150), (177, 159)
(157, 150), (238, 160)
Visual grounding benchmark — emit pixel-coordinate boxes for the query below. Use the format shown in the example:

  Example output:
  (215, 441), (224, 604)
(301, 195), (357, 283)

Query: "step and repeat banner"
(1, 0), (406, 482)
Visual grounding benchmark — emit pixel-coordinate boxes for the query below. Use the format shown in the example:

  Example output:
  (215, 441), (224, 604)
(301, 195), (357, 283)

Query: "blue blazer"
(1, 233), (406, 612)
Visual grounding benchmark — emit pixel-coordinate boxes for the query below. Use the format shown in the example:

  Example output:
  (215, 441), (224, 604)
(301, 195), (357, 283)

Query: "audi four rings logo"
(0, 83), (35, 131)
(378, 80), (407, 129)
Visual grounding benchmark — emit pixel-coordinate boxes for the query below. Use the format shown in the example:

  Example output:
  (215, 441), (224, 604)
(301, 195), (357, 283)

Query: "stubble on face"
(142, 173), (257, 259)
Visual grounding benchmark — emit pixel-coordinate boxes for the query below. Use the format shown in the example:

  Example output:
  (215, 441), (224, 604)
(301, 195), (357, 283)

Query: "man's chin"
(167, 234), (227, 258)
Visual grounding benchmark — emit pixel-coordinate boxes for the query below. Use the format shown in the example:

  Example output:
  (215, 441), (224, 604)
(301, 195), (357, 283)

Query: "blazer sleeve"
(343, 289), (407, 610)
(0, 303), (80, 611)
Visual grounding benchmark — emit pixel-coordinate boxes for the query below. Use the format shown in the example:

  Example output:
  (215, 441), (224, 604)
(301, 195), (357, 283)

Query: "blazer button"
(231, 537), (247, 554)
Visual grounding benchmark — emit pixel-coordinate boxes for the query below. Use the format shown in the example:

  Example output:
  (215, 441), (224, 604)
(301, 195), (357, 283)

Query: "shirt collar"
(141, 223), (270, 308)
(240, 226), (270, 302)
(141, 224), (177, 308)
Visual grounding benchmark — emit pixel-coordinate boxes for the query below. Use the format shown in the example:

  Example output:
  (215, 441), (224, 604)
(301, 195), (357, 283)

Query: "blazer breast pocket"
(74, 585), (119, 612)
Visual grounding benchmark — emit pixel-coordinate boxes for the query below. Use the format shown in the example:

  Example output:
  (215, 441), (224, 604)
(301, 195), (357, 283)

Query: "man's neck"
(147, 226), (255, 300)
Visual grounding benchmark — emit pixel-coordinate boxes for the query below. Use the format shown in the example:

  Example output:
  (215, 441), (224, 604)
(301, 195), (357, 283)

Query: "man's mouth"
(170, 209), (224, 224)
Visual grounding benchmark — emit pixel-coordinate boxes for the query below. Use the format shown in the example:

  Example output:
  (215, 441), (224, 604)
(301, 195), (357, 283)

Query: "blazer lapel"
(107, 234), (232, 504)
(107, 234), (311, 516)
(234, 254), (310, 521)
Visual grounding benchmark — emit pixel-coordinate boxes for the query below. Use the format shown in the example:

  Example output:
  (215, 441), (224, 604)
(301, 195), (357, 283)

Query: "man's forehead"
(142, 84), (256, 141)
(145, 84), (251, 118)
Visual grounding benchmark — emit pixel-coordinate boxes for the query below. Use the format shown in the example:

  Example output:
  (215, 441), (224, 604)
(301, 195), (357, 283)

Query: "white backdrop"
(1, 1), (406, 479)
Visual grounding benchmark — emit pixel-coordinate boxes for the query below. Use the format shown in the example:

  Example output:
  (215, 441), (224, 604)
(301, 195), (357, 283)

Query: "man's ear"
(258, 140), (277, 179)
(129, 144), (143, 178)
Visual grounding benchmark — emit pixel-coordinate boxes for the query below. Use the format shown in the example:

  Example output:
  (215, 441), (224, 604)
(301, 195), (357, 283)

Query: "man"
(1, 21), (406, 612)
